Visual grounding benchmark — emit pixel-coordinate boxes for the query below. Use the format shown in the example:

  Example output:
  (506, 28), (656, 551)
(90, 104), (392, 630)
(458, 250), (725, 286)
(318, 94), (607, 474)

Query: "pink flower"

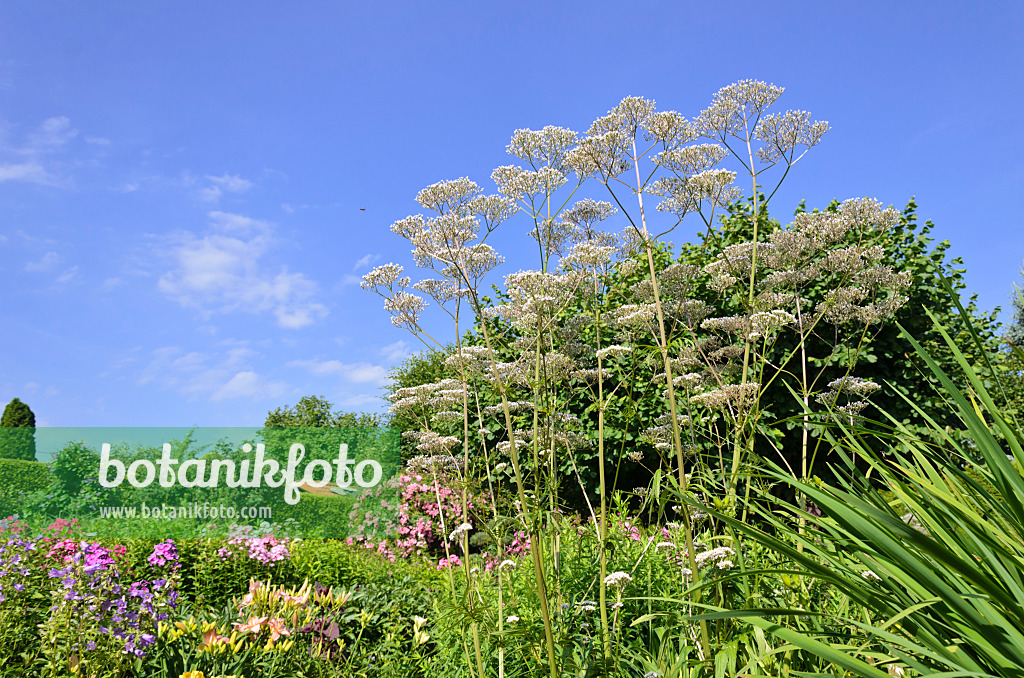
(266, 617), (291, 641)
(233, 615), (268, 634)
(199, 628), (230, 649)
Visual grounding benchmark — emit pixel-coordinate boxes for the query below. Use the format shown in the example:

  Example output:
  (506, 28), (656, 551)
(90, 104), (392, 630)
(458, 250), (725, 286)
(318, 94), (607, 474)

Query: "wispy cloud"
(0, 116), (81, 186)
(379, 340), (411, 363)
(0, 161), (52, 184)
(26, 117), (78, 152)
(137, 344), (288, 402)
(199, 173), (252, 203)
(157, 211), (328, 329)
(211, 371), (287, 401)
(55, 266), (79, 284)
(288, 359), (389, 385)
(100, 277), (122, 291)
(24, 251), (60, 272)
(353, 253), (381, 270)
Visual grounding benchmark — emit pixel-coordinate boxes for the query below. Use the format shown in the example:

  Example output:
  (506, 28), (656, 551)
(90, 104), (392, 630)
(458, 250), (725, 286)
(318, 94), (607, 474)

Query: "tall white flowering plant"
(363, 80), (912, 675)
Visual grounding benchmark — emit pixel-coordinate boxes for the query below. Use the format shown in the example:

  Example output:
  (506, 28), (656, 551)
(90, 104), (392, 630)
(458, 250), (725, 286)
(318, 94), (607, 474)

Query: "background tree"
(0, 397), (37, 461)
(675, 197), (1002, 478)
(262, 395), (399, 480)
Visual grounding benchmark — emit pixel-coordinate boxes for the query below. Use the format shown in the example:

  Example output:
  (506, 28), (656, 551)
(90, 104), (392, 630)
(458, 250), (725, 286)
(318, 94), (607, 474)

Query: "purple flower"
(146, 540), (179, 568)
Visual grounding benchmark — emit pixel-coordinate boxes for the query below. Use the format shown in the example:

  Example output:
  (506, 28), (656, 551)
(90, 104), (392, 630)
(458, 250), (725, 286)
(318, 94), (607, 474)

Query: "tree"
(0, 397), (38, 461)
(264, 395), (388, 428)
(262, 395), (399, 477)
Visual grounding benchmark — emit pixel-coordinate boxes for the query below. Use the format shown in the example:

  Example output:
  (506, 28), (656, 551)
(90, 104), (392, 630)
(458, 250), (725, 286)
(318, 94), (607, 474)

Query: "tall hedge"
(0, 458), (52, 515)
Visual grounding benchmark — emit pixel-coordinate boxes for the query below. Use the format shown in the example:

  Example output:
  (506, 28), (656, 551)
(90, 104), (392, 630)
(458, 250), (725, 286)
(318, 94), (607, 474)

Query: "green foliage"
(274, 492), (359, 536)
(387, 196), (1003, 502)
(385, 348), (452, 460)
(49, 440), (99, 495)
(262, 396), (401, 506)
(678, 197), (1003, 475)
(265, 395), (389, 429)
(693, 308), (1024, 677)
(0, 398), (37, 461)
(0, 458), (52, 515)
(993, 267), (1024, 423)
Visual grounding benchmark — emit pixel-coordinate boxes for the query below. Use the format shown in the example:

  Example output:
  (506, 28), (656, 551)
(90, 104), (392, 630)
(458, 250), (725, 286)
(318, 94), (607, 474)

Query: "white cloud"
(198, 186), (222, 202)
(211, 371), (287, 401)
(25, 251), (60, 272)
(337, 393), (386, 408)
(0, 116), (82, 186)
(208, 210), (269, 236)
(84, 136), (111, 146)
(100, 277), (122, 291)
(0, 161), (57, 185)
(157, 211), (327, 329)
(208, 174), (252, 192)
(27, 117), (78, 151)
(289, 359), (389, 385)
(137, 344), (288, 402)
(353, 253), (381, 270)
(55, 266), (79, 283)
(199, 174), (252, 203)
(379, 340), (411, 362)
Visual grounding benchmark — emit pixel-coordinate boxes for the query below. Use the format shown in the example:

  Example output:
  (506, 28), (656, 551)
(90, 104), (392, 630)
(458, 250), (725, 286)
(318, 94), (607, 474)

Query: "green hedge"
(273, 491), (357, 536)
(0, 458), (52, 516)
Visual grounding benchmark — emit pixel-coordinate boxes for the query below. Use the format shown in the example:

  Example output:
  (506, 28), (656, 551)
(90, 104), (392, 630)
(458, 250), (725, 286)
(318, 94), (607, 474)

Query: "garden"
(3, 80), (1024, 678)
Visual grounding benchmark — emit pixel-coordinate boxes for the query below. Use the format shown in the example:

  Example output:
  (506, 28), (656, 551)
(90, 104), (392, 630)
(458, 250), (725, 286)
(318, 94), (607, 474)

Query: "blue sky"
(1, 1), (1022, 427)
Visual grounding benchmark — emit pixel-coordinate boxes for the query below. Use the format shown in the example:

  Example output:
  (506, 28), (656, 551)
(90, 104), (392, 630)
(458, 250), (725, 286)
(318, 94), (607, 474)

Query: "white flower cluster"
(603, 571), (633, 588)
(816, 376), (882, 420)
(448, 522), (472, 542)
(561, 198), (617, 230)
(695, 80), (786, 139)
(690, 383), (759, 413)
(596, 344), (633, 361)
(754, 110), (829, 164)
(694, 545), (735, 568)
(505, 125), (579, 173)
(406, 452), (461, 476)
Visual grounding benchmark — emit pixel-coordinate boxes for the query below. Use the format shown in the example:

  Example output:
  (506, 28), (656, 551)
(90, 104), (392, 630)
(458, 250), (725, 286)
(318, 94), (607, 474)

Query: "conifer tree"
(0, 397), (37, 461)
